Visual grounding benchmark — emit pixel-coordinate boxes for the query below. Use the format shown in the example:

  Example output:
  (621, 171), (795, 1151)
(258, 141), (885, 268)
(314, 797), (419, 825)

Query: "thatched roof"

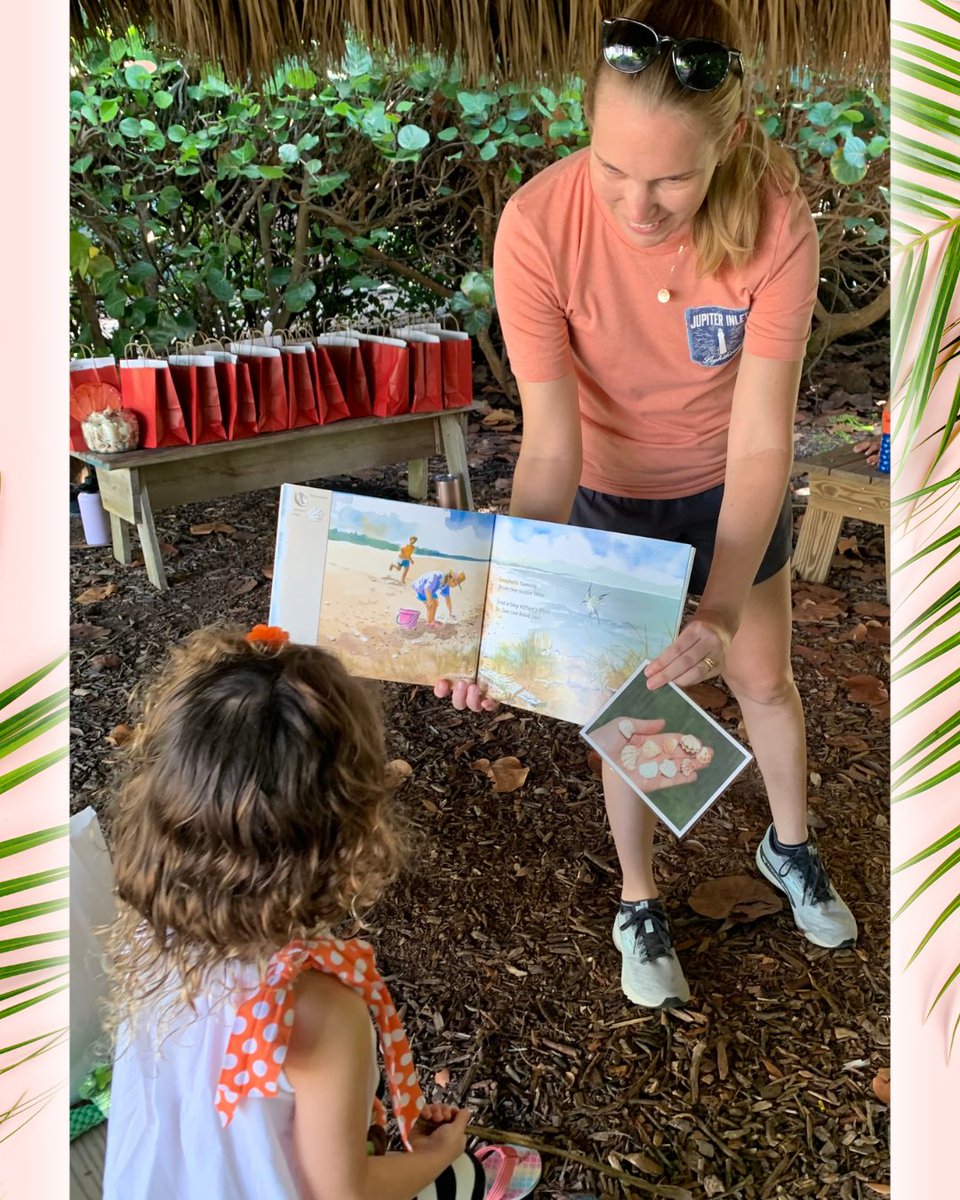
(69, 0), (889, 87)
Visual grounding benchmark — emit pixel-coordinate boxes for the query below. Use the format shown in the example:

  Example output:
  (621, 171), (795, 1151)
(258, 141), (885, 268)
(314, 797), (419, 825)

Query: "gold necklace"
(637, 242), (686, 303)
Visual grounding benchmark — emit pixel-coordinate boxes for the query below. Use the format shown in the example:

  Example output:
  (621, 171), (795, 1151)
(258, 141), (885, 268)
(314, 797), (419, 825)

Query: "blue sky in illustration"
(331, 493), (495, 558)
(491, 516), (691, 588)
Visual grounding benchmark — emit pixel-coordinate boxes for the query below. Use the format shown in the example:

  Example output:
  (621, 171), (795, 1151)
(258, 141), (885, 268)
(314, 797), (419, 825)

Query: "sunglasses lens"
(673, 40), (732, 90)
(602, 19), (661, 74)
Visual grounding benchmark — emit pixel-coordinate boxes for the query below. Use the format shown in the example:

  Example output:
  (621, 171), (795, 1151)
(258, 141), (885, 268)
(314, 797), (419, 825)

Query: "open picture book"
(269, 484), (695, 724)
(581, 660), (753, 837)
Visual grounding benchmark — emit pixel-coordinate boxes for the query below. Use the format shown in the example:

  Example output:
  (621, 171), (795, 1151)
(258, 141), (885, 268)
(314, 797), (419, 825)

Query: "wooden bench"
(70, 406), (478, 591)
(792, 446), (890, 597)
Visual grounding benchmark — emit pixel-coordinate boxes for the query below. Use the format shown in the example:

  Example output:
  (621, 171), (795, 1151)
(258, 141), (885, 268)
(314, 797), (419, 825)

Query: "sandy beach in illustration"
(317, 540), (489, 684)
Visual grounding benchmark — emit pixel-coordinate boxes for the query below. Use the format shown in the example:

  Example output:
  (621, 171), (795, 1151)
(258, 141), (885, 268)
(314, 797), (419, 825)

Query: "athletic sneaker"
(612, 899), (691, 1009)
(755, 825), (858, 949)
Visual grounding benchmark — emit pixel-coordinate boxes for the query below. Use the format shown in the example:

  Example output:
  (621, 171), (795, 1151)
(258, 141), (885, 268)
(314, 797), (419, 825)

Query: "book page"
(477, 517), (694, 723)
(268, 484), (333, 643)
(273, 489), (496, 685)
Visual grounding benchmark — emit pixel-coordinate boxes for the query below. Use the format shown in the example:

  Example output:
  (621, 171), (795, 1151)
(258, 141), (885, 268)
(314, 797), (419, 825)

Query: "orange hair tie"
(245, 624), (289, 649)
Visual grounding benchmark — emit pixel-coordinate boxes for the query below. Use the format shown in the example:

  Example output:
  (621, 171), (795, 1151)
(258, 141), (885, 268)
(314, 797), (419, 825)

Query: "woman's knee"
(723, 665), (796, 708)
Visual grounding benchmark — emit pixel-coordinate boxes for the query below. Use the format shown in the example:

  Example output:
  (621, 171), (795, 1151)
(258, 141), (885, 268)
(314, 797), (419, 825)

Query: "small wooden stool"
(792, 447), (890, 598)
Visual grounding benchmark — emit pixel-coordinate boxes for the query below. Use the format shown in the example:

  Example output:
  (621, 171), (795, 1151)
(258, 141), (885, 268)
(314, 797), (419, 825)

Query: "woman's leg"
(721, 564), (807, 843)
(722, 563), (857, 947)
(602, 761), (658, 900)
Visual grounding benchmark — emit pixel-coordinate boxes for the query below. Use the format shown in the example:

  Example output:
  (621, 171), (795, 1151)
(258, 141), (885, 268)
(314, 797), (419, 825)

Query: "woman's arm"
(508, 374), (583, 523)
(284, 973), (467, 1200)
(645, 351), (801, 689)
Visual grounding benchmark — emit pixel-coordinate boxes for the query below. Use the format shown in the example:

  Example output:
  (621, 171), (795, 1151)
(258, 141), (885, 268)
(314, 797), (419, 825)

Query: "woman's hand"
(433, 679), (499, 713)
(644, 609), (736, 690)
(590, 717), (699, 790)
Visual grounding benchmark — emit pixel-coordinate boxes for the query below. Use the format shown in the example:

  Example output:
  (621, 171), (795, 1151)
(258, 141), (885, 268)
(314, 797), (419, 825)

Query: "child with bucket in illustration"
(410, 570), (466, 628)
(102, 624), (539, 1200)
(389, 534), (418, 584)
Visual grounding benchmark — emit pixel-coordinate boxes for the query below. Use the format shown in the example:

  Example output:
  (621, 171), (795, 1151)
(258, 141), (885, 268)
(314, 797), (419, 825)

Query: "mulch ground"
(70, 359), (890, 1199)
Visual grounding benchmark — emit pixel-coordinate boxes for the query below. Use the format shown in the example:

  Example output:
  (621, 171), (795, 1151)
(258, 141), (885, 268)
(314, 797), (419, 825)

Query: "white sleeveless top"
(103, 965), (379, 1199)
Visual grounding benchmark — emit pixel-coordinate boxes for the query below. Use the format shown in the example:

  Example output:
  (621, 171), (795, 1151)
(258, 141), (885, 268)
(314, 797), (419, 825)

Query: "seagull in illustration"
(581, 583), (608, 622)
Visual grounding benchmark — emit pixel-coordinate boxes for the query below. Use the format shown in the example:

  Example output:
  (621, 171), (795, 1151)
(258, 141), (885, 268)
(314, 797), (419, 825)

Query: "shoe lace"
(619, 903), (674, 963)
(778, 844), (832, 905)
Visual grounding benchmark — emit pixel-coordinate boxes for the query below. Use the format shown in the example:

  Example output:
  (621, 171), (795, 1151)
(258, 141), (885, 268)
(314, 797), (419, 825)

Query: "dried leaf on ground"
(88, 654), (121, 671)
(864, 1184), (891, 1196)
(434, 1068), (451, 1088)
(837, 535), (861, 556)
(190, 521), (236, 535)
(587, 750), (603, 779)
(473, 755), (529, 793)
(853, 601), (890, 618)
(481, 408), (517, 429)
(76, 583), (119, 605)
(261, 565), (274, 579)
(684, 683), (728, 711)
(844, 674), (889, 707)
(872, 1066), (890, 1105)
(223, 576), (258, 597)
(792, 600), (843, 623)
(71, 623), (110, 641)
(688, 875), (783, 922)
(828, 734), (871, 753)
(386, 759), (414, 788)
(106, 723), (133, 746)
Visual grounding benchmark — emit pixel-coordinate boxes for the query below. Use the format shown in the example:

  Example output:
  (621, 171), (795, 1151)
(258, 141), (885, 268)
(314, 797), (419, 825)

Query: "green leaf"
(153, 90), (174, 109)
(167, 124), (188, 143)
(278, 142), (300, 164)
(0, 900), (68, 930)
(283, 279), (317, 312)
(118, 116), (141, 138)
(397, 123), (430, 151)
(241, 287), (266, 301)
(0, 827), (68, 862)
(0, 869), (68, 901)
(157, 184), (182, 211)
(123, 63), (153, 90)
(98, 98), (119, 122)
(460, 270), (494, 308)
(71, 155), (93, 175)
(314, 171), (349, 197)
(255, 164), (287, 180)
(127, 261), (157, 284)
(479, 141), (498, 161)
(0, 748), (68, 797)
(285, 65), (318, 91)
(109, 38), (127, 63)
(205, 268), (234, 304)
(437, 127), (459, 142)
(830, 145), (867, 183)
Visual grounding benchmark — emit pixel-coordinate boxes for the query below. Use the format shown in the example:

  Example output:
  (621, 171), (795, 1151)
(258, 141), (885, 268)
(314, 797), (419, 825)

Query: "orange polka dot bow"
(216, 937), (425, 1146)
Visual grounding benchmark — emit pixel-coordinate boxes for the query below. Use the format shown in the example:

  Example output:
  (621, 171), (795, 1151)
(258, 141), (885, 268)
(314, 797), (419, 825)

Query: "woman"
(438, 0), (856, 1009)
(414, 569), (465, 626)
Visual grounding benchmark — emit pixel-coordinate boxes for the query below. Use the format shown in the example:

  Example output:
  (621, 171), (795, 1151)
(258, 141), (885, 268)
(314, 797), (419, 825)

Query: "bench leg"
(109, 512), (132, 566)
(793, 503), (843, 584)
(135, 484), (169, 592)
(407, 457), (429, 502)
(438, 412), (474, 511)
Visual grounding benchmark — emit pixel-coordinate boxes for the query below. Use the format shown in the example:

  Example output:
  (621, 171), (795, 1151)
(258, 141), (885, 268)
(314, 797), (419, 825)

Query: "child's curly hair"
(106, 626), (406, 1027)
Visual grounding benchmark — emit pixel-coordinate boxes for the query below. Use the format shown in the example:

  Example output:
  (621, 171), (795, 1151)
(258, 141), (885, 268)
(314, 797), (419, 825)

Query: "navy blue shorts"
(568, 483), (793, 596)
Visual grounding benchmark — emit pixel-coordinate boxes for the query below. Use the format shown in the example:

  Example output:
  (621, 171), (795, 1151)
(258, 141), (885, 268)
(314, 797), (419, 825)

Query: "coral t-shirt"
(493, 148), (819, 499)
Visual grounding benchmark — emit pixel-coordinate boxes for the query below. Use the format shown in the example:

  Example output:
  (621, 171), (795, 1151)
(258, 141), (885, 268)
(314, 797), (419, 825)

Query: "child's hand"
(433, 679), (499, 712)
(410, 1106), (470, 1161)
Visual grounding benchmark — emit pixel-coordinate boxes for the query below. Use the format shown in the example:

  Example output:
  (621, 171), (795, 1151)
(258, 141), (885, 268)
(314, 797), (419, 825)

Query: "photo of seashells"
(580, 660), (753, 838)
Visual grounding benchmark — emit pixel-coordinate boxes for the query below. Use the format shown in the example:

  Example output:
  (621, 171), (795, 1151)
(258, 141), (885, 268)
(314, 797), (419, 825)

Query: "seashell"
(681, 758), (696, 776)
(659, 759), (678, 779)
(637, 760), (659, 780)
(680, 734), (702, 754)
(661, 735), (680, 755)
(696, 745), (714, 766)
(640, 739), (660, 759)
(621, 745), (641, 771)
(617, 719), (636, 739)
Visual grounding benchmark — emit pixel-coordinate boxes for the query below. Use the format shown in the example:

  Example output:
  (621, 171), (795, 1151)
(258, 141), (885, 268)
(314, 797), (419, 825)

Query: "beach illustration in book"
(270, 485), (694, 722)
(581, 661), (753, 837)
(477, 519), (693, 723)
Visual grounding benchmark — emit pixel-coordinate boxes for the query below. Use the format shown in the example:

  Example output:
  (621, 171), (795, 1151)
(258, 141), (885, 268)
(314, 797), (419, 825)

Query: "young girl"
(439, 0), (857, 1009)
(102, 624), (530, 1200)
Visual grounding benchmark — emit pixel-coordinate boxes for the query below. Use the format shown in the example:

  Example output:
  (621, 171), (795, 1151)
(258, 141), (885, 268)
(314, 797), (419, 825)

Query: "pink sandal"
(476, 1143), (542, 1199)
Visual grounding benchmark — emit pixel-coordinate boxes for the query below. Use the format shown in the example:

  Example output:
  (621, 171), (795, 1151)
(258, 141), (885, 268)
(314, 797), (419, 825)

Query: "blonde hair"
(105, 627), (407, 1035)
(585, 0), (800, 276)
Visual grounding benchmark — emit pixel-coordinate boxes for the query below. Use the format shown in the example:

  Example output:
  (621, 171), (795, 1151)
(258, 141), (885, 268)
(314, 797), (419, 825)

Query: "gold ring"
(703, 656), (717, 673)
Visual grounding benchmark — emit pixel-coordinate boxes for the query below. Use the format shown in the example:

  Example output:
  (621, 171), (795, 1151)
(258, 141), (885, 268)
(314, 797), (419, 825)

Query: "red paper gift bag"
(319, 333), (372, 422)
(435, 331), (473, 409)
(281, 346), (320, 428)
(118, 359), (190, 448)
(167, 354), (229, 445)
(393, 328), (443, 413)
(69, 355), (120, 449)
(353, 334), (409, 417)
(229, 342), (288, 433)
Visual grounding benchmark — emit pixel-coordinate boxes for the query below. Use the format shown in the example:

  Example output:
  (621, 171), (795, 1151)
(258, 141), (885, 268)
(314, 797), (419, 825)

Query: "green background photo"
(582, 668), (752, 836)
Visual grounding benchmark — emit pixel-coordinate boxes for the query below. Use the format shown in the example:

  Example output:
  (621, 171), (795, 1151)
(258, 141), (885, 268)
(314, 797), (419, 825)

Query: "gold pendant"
(657, 287), (671, 304)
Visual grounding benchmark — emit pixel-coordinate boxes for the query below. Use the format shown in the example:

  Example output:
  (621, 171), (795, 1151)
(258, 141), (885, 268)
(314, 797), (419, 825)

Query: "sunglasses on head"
(601, 17), (744, 93)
